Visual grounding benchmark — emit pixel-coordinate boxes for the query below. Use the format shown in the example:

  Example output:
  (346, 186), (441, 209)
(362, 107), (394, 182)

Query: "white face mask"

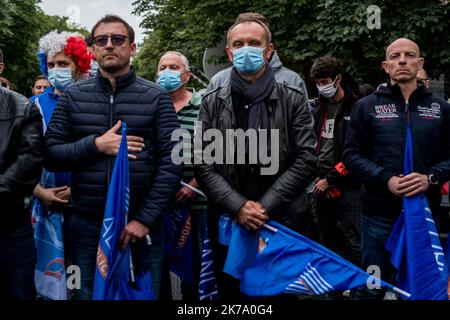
(317, 77), (339, 98)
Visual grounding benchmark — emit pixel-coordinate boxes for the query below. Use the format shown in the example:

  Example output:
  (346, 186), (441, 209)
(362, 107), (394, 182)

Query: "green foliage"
(133, 0), (450, 92)
(0, 0), (88, 95)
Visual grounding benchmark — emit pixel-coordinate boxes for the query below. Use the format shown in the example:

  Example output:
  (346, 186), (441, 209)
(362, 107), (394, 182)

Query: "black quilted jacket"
(44, 68), (183, 227)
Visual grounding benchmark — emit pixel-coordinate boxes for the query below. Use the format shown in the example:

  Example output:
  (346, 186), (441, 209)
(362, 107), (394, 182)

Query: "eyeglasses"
(1, 82), (9, 88)
(93, 34), (129, 47)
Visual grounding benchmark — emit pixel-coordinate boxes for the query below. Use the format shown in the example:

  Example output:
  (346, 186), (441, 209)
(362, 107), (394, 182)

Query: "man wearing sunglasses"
(45, 15), (183, 300)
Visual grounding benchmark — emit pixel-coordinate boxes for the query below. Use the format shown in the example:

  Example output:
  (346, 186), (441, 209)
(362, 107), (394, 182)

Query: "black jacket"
(195, 82), (317, 232)
(343, 82), (450, 218)
(313, 78), (359, 187)
(0, 87), (43, 232)
(45, 69), (183, 227)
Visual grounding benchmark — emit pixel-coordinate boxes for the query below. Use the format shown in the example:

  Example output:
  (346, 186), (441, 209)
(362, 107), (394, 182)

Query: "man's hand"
(387, 176), (403, 196)
(236, 201), (268, 230)
(175, 178), (199, 204)
(175, 186), (196, 204)
(398, 172), (429, 197)
(313, 178), (330, 195)
(95, 120), (145, 160)
(119, 220), (150, 251)
(34, 185), (69, 208)
(55, 187), (71, 201)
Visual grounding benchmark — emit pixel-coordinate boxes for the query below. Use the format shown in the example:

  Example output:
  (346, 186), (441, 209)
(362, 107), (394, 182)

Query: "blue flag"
(93, 122), (153, 300)
(220, 215), (408, 298)
(32, 170), (67, 300)
(164, 206), (194, 283)
(198, 228), (219, 300)
(385, 125), (449, 300)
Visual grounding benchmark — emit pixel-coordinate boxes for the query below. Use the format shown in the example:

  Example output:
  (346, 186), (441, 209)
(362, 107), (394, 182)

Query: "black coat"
(313, 92), (359, 187)
(0, 87), (43, 232)
(343, 82), (450, 218)
(44, 69), (183, 227)
(195, 82), (317, 233)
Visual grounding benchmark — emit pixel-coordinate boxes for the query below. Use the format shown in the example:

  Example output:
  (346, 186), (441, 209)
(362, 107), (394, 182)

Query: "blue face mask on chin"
(157, 69), (184, 92)
(48, 67), (74, 91)
(232, 46), (266, 74)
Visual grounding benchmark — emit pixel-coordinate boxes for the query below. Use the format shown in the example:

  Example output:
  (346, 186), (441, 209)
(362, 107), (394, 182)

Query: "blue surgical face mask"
(48, 67), (74, 91)
(91, 61), (99, 77)
(232, 46), (266, 74)
(157, 69), (184, 92)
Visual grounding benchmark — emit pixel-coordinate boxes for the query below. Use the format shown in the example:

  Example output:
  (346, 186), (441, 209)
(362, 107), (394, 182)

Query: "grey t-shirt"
(318, 100), (342, 172)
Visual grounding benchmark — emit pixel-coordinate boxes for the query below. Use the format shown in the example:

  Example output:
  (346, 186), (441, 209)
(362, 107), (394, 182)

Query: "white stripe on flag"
(301, 273), (322, 294)
(425, 218), (435, 224)
(305, 268), (329, 293)
(307, 264), (334, 291)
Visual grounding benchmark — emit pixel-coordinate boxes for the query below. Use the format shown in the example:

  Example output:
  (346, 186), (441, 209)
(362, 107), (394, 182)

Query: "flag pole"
(181, 181), (206, 198)
(263, 223), (278, 233)
(392, 286), (411, 299)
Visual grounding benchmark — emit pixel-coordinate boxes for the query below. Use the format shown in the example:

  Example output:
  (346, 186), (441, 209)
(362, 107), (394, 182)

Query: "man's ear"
(265, 43), (274, 60)
(0, 63), (4, 75)
(225, 46), (233, 63)
(381, 61), (389, 74)
(184, 71), (192, 84)
(418, 57), (424, 69)
(130, 43), (137, 57)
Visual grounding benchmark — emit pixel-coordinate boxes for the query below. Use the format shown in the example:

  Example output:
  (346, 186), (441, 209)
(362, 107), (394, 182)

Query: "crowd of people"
(0, 12), (449, 301)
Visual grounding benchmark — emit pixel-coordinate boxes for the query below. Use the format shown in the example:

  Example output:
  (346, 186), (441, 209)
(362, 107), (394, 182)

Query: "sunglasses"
(1, 82), (9, 88)
(93, 34), (129, 47)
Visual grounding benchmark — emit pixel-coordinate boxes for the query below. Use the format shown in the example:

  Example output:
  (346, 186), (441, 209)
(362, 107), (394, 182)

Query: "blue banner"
(198, 229), (219, 300)
(93, 122), (153, 300)
(220, 215), (407, 298)
(385, 125), (449, 300)
(32, 170), (67, 300)
(164, 206), (194, 283)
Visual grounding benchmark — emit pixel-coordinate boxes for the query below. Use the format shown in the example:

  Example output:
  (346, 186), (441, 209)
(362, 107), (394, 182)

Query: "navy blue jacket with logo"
(343, 82), (450, 219)
(44, 68), (183, 227)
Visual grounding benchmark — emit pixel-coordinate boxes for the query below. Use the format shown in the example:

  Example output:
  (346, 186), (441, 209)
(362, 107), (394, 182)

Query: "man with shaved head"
(344, 38), (450, 299)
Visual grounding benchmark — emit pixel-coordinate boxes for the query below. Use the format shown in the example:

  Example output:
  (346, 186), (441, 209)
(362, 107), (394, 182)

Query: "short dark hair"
(0, 49), (3, 64)
(310, 55), (343, 81)
(91, 15), (135, 43)
(34, 75), (48, 83)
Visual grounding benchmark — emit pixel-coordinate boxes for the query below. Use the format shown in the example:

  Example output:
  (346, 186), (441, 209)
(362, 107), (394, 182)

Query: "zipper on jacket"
(317, 111), (328, 154)
(106, 94), (114, 186)
(405, 100), (410, 125)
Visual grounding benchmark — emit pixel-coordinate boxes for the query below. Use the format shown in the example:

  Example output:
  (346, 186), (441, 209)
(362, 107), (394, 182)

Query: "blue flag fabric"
(198, 228), (219, 300)
(385, 125), (449, 300)
(164, 206), (194, 283)
(32, 170), (67, 300)
(32, 88), (71, 300)
(220, 215), (405, 297)
(93, 123), (153, 300)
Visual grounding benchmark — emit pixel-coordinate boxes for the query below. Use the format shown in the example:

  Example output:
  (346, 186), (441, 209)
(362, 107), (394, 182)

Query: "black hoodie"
(343, 81), (450, 219)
